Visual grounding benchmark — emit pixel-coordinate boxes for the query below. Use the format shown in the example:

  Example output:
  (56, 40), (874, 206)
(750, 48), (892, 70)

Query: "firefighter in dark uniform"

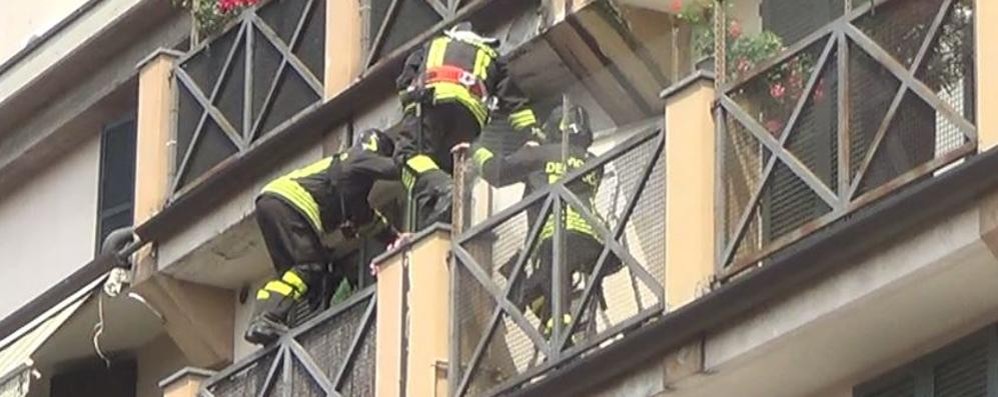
(395, 22), (540, 231)
(472, 105), (622, 337)
(246, 129), (401, 345)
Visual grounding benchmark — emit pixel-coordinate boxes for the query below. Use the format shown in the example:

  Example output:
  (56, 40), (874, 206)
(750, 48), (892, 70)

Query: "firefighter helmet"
(356, 128), (395, 157)
(544, 105), (593, 148)
(446, 21), (499, 48)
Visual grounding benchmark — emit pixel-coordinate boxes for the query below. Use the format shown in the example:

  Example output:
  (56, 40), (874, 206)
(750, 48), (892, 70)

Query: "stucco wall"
(0, 132), (99, 319)
(0, 0), (87, 64)
(136, 333), (188, 397)
(0, 0), (143, 103)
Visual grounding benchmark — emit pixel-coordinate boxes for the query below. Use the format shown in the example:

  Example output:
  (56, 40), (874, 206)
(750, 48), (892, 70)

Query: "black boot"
(244, 271), (306, 345)
(244, 314), (290, 345)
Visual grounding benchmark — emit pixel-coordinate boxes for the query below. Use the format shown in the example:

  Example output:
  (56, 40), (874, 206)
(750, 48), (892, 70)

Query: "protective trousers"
(250, 196), (331, 342)
(513, 231), (622, 337)
(396, 101), (480, 231)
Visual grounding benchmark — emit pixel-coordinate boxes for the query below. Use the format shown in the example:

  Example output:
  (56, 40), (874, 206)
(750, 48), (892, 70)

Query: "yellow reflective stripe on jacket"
(402, 168), (417, 191)
(540, 206), (598, 240)
(263, 280), (301, 300)
(262, 179), (323, 233)
(260, 157), (333, 233)
(403, 155), (440, 191)
(427, 37), (450, 68)
(472, 147), (494, 168)
(473, 48), (493, 81)
(407, 154), (439, 173)
(509, 109), (538, 130)
(281, 270), (309, 295)
(428, 82), (488, 127)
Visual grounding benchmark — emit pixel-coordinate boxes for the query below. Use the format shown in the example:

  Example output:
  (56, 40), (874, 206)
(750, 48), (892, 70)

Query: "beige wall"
(0, 132), (99, 319)
(136, 333), (188, 397)
(0, 0), (142, 103)
(0, 0), (87, 64)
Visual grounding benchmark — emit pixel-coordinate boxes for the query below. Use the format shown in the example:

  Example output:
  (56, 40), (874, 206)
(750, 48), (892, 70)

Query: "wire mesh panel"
(364, 0), (466, 67)
(451, 127), (665, 396)
(203, 350), (278, 396)
(202, 289), (377, 397)
(173, 0), (326, 194)
(717, 0), (978, 278)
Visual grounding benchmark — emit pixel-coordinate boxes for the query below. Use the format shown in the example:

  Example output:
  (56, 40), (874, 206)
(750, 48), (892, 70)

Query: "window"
(854, 327), (997, 397)
(95, 117), (137, 253)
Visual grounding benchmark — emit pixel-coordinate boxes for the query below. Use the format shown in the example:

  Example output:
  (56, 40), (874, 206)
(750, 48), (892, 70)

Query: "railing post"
(663, 72), (717, 309)
(375, 226), (453, 397)
(133, 48), (182, 282)
(159, 367), (214, 397)
(976, 0), (997, 151)
(325, 0), (363, 99)
(132, 51), (236, 371)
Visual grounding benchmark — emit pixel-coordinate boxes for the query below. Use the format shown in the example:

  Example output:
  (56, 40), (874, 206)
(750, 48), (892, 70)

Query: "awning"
(0, 365), (31, 397)
(0, 276), (103, 396)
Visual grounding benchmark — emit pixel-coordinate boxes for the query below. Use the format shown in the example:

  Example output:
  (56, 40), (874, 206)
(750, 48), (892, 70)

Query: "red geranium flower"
(813, 78), (826, 103)
(728, 21), (742, 39)
(670, 0), (684, 13)
(219, 0), (259, 13)
(769, 82), (786, 100)
(765, 119), (784, 135)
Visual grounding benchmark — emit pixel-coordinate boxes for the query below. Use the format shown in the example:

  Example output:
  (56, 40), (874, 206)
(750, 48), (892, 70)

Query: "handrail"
(715, 0), (977, 278)
(169, 0), (326, 195)
(450, 126), (667, 396)
(200, 287), (377, 397)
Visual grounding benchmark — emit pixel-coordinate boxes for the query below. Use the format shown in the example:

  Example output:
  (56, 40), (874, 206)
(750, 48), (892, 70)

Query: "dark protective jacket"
(259, 145), (399, 243)
(397, 34), (539, 132)
(473, 143), (602, 239)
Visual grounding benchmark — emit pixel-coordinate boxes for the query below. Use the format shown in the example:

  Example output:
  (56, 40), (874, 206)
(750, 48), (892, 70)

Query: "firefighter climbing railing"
(717, 0), (976, 280)
(449, 126), (666, 396)
(172, 0), (326, 194)
(199, 288), (377, 397)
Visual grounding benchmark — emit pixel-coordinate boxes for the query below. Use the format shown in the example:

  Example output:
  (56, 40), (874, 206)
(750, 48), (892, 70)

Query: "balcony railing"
(199, 288), (377, 397)
(363, 0), (468, 68)
(172, 0), (326, 194)
(449, 126), (666, 396)
(717, 0), (976, 279)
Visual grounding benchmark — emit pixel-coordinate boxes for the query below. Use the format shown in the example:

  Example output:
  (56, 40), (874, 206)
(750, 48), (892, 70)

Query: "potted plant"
(172, 0), (260, 43)
(674, 0), (822, 134)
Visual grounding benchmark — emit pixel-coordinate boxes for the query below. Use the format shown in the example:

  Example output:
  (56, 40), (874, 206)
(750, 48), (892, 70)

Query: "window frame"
(94, 114), (138, 254)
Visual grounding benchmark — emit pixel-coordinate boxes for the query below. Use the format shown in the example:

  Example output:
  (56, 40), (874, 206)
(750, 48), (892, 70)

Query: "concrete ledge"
(135, 48), (185, 70)
(157, 367), (216, 389)
(659, 70), (716, 100)
(371, 223), (453, 267)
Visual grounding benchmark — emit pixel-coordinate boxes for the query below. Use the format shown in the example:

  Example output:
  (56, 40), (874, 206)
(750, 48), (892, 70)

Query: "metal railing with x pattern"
(717, 0), (976, 279)
(200, 288), (377, 397)
(449, 126), (666, 396)
(364, 0), (468, 67)
(173, 0), (326, 194)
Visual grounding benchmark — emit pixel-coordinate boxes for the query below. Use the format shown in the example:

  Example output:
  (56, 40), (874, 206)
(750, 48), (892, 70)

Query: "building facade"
(0, 0), (994, 396)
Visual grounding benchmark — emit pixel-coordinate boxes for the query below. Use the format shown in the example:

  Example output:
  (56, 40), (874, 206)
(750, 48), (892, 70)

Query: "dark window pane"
(96, 118), (136, 252)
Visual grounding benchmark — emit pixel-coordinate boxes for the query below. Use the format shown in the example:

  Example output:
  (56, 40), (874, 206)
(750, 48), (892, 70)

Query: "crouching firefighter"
(472, 105), (622, 339)
(395, 21), (541, 231)
(246, 129), (401, 345)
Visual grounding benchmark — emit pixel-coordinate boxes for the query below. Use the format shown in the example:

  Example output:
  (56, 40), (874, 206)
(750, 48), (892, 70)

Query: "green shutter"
(932, 345), (988, 397)
(855, 327), (997, 397)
